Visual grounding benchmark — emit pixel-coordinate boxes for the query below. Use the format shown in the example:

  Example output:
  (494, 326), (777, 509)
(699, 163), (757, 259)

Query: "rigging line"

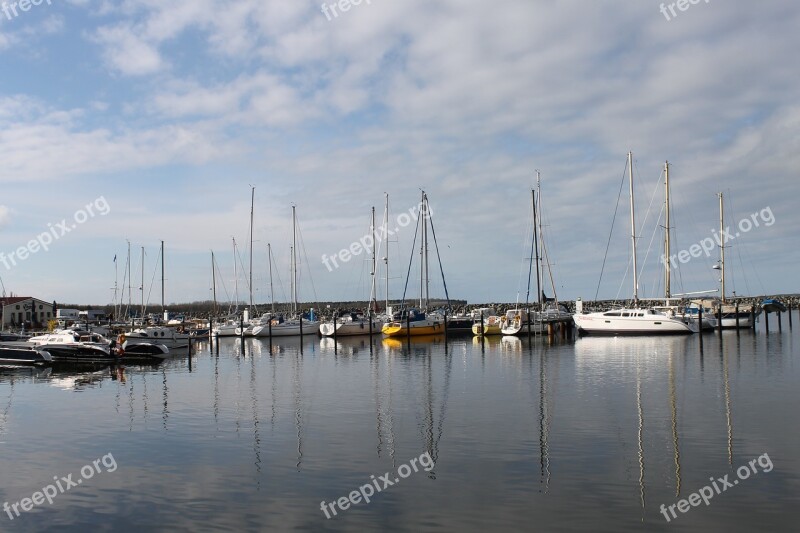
(427, 206), (451, 308)
(144, 247), (160, 315)
(400, 209), (422, 307)
(270, 247), (288, 308)
(294, 214), (319, 303)
(212, 254), (233, 308)
(635, 165), (667, 290)
(595, 158), (630, 301)
(639, 202), (666, 298)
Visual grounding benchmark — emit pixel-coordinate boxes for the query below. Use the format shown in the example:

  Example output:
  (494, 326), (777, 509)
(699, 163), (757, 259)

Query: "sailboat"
(501, 174), (571, 336)
(214, 238), (248, 337)
(250, 205), (318, 337)
(382, 191), (447, 337)
(688, 192), (759, 328)
(573, 153), (694, 335)
(320, 207), (384, 336)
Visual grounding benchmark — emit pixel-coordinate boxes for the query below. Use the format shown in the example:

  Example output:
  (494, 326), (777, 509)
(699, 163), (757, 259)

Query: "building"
(0, 297), (56, 330)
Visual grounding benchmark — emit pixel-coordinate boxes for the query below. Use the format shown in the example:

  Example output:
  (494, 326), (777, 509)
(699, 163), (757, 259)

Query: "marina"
(0, 320), (797, 531)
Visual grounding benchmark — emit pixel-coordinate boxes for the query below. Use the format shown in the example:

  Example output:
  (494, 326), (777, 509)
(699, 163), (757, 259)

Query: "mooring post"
(764, 308), (770, 333)
(717, 306), (722, 335)
(299, 314), (304, 341)
(406, 312), (411, 341)
(368, 311), (373, 336)
(699, 306), (704, 348)
(751, 305), (756, 331)
(444, 310), (448, 338)
(778, 310), (783, 332)
(333, 312), (337, 342)
(789, 304), (793, 329)
(735, 303), (740, 331)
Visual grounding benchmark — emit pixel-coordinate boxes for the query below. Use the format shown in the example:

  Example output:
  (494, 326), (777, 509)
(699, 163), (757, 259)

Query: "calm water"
(1, 321), (798, 532)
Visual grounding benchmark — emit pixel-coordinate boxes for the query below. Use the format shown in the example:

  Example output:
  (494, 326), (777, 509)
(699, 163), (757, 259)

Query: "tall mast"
(232, 238), (239, 313)
(268, 243), (275, 314)
(419, 191), (429, 309)
(424, 192), (430, 308)
(664, 162), (671, 299)
(535, 172), (543, 310)
(628, 152), (639, 303)
(292, 205), (298, 314)
(370, 206), (377, 312)
(384, 193), (390, 312)
(161, 240), (165, 312)
(211, 251), (218, 316)
(249, 186), (255, 313)
(140, 246), (145, 319)
(719, 192), (726, 303)
(127, 240), (131, 314)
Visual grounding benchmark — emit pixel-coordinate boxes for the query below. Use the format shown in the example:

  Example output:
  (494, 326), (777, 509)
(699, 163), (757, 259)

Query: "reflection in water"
(0, 327), (795, 532)
(669, 352), (681, 496)
(636, 357), (645, 513)
(723, 340), (734, 464)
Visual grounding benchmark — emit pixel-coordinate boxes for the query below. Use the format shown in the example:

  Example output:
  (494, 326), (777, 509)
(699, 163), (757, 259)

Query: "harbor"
(2, 1), (799, 531)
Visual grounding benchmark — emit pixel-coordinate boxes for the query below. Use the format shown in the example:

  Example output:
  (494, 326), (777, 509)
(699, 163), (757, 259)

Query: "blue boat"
(761, 299), (787, 313)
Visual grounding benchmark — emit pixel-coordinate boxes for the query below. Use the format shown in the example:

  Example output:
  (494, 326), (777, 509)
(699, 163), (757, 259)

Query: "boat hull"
(382, 320), (445, 337)
(320, 320), (384, 337)
(573, 313), (694, 336)
(251, 321), (319, 337)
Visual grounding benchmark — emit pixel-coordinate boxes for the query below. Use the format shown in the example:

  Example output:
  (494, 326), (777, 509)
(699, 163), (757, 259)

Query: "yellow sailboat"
(382, 309), (445, 337)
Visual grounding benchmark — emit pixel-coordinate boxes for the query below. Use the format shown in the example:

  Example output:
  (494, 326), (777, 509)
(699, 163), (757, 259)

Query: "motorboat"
(0, 346), (52, 365)
(123, 326), (190, 349)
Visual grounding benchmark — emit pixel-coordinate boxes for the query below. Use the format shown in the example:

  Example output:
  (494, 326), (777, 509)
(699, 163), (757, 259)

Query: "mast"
(268, 243), (275, 314)
(370, 206), (377, 312)
(140, 246), (145, 319)
(423, 192), (430, 308)
(535, 172), (543, 310)
(127, 240), (131, 315)
(232, 238), (239, 313)
(292, 205), (298, 314)
(664, 162), (671, 299)
(719, 192), (725, 303)
(211, 251), (218, 316)
(384, 193), (390, 312)
(419, 191), (424, 309)
(161, 240), (165, 312)
(249, 186), (255, 313)
(628, 152), (639, 304)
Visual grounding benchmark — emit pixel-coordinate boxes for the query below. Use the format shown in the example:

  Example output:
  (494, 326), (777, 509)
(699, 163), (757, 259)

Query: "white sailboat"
(251, 205), (318, 337)
(501, 174), (571, 336)
(688, 192), (759, 329)
(320, 206), (384, 336)
(573, 153), (694, 336)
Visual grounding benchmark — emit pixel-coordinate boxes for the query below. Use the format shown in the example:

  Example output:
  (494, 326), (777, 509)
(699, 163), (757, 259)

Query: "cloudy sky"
(0, 0), (797, 309)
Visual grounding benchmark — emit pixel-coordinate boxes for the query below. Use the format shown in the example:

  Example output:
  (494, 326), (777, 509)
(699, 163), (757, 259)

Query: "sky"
(0, 0), (798, 309)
